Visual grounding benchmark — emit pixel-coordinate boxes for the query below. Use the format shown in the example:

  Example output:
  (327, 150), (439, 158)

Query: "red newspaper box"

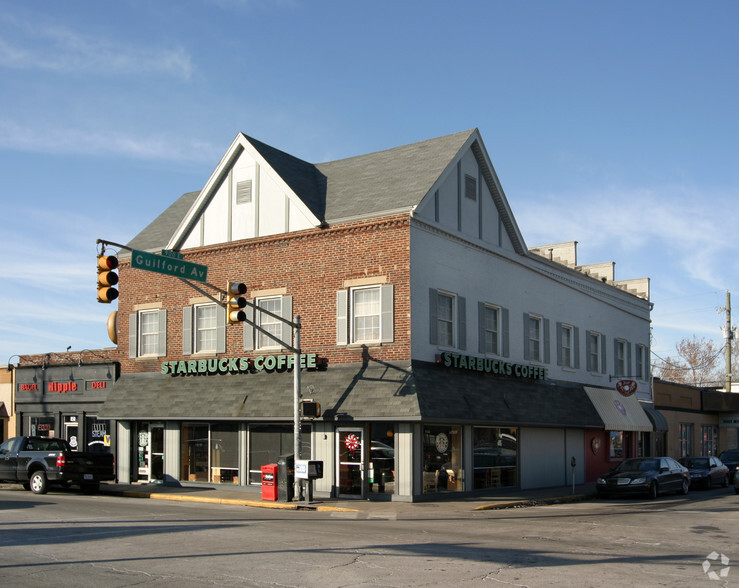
(261, 464), (278, 501)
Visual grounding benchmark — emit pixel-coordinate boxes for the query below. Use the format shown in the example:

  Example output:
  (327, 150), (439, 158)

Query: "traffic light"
(226, 281), (247, 323)
(302, 400), (321, 418)
(97, 254), (119, 303)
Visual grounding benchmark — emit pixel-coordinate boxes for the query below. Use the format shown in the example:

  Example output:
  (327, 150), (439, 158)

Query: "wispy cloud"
(0, 16), (193, 80)
(515, 184), (738, 291)
(0, 119), (221, 162)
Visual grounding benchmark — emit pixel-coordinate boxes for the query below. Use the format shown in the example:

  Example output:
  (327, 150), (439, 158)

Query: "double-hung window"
(128, 308), (167, 358)
(524, 313), (549, 363)
(337, 285), (393, 345)
(352, 287), (381, 343)
(195, 304), (218, 353)
(587, 331), (604, 373)
(139, 310), (160, 356)
(429, 289), (465, 349)
(244, 294), (293, 351)
(635, 344), (647, 379)
(557, 323), (578, 368)
(437, 293), (455, 347)
(478, 302), (509, 357)
(481, 304), (499, 354)
(182, 303), (226, 355)
(257, 296), (282, 348)
(614, 339), (628, 377)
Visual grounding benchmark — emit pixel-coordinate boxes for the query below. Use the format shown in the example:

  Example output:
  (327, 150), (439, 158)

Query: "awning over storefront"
(100, 359), (603, 429)
(0, 401), (7, 417)
(642, 404), (668, 432)
(584, 386), (653, 432)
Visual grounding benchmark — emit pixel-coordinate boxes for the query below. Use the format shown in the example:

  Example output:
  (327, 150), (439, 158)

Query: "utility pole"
(723, 291), (735, 392)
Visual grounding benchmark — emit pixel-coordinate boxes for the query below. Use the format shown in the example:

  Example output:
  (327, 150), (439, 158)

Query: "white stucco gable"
(412, 129), (527, 255)
(167, 134), (323, 251)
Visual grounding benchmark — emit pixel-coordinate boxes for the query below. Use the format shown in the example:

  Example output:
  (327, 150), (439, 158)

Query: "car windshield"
(680, 458), (708, 469)
(618, 458), (659, 472)
(719, 450), (739, 461)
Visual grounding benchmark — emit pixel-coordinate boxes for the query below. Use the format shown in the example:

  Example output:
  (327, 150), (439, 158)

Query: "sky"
(0, 1), (737, 370)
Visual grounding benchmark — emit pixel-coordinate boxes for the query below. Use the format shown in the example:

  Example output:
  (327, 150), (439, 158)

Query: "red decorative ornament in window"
(344, 434), (360, 455)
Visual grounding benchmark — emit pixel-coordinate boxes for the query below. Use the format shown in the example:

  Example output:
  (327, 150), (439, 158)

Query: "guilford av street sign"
(131, 249), (208, 283)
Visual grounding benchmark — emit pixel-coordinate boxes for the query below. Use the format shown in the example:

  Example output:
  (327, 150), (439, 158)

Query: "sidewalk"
(97, 481), (598, 514)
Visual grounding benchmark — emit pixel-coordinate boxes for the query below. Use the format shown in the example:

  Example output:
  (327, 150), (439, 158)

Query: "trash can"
(260, 464), (278, 501)
(277, 454), (294, 502)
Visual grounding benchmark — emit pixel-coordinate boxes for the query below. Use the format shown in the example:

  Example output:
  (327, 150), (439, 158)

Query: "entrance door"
(64, 419), (79, 451)
(337, 428), (364, 498)
(137, 423), (165, 482)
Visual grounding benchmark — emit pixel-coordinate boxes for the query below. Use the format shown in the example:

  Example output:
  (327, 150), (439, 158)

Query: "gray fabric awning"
(584, 386), (653, 432)
(642, 404), (668, 432)
(100, 360), (603, 429)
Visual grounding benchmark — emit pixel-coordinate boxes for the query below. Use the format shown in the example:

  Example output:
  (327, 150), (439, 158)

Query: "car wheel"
(648, 482), (658, 499)
(679, 478), (689, 495)
(735, 487), (739, 495)
(29, 471), (48, 495)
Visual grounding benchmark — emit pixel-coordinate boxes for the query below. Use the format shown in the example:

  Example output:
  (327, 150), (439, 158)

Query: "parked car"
(678, 456), (730, 489)
(734, 472), (739, 495)
(718, 449), (739, 482)
(597, 457), (690, 499)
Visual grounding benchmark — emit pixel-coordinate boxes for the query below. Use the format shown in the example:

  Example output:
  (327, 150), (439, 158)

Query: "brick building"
(99, 129), (657, 500)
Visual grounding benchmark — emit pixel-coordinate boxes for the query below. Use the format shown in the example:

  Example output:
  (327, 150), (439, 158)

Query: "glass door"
(63, 417), (79, 451)
(136, 423), (164, 482)
(337, 428), (364, 498)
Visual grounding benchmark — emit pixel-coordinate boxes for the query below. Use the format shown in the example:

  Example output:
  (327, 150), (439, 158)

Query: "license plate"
(84, 474), (93, 480)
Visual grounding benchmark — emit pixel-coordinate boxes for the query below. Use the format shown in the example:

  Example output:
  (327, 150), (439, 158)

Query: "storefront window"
(85, 418), (111, 453)
(30, 416), (55, 437)
(369, 423), (395, 495)
(422, 425), (462, 493)
(701, 425), (718, 456)
(181, 422), (240, 484)
(609, 431), (624, 459)
(473, 427), (517, 489)
(248, 424), (311, 485)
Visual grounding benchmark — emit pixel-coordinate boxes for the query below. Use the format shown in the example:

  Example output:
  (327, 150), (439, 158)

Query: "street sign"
(131, 249), (208, 283)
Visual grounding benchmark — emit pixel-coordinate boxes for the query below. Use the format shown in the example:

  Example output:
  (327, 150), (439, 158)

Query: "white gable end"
(413, 134), (522, 254)
(172, 134), (321, 251)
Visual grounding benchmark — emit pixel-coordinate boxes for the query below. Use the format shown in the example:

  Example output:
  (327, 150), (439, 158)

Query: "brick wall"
(118, 213), (412, 374)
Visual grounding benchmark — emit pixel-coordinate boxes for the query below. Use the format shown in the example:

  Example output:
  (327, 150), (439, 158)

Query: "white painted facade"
(409, 136), (652, 401)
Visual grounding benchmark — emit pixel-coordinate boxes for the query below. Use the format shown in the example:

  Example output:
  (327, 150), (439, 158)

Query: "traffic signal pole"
(98, 237), (306, 501)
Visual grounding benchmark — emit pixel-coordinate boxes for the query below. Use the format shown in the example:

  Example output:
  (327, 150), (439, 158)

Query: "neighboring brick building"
(99, 129), (656, 500)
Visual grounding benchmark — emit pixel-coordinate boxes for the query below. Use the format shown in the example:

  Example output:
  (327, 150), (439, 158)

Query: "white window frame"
(257, 296), (283, 349)
(138, 310), (160, 357)
(437, 291), (455, 348)
(350, 286), (382, 344)
(527, 315), (543, 362)
(560, 324), (574, 368)
(614, 339), (627, 377)
(482, 304), (500, 355)
(194, 303), (218, 354)
(587, 331), (602, 373)
(635, 344), (646, 379)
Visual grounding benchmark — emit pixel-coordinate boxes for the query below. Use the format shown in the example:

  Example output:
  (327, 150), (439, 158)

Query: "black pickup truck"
(0, 436), (115, 494)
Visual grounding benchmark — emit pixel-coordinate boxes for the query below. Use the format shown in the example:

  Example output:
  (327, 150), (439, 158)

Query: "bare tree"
(652, 336), (725, 387)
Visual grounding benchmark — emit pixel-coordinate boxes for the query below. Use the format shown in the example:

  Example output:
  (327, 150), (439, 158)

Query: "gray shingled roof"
(127, 130), (477, 250)
(99, 360), (603, 429)
(125, 190), (199, 254)
(315, 129), (475, 222)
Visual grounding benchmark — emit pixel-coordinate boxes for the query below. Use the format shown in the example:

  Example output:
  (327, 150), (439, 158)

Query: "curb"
(117, 490), (360, 512)
(473, 494), (589, 510)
